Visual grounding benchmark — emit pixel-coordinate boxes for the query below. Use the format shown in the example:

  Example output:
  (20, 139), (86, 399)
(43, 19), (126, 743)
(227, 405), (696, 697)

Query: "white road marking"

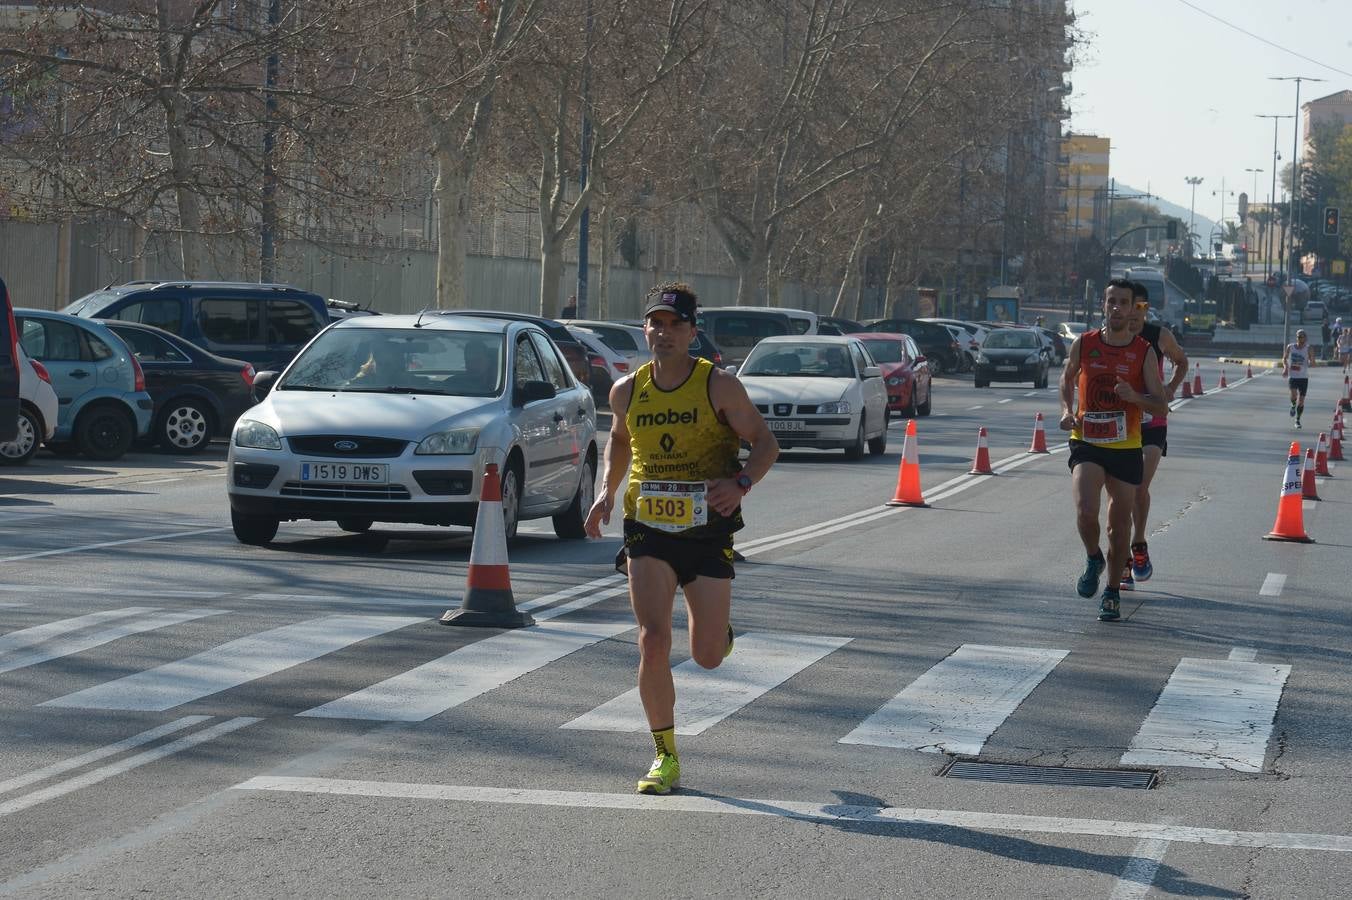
(1228, 647), (1258, 662)
(0, 608), (226, 675)
(1109, 832), (1173, 900)
(840, 644), (1068, 755)
(0, 527), (227, 563)
(207, 472), (229, 477)
(0, 608), (157, 657)
(137, 478), (182, 485)
(1122, 658), (1292, 772)
(41, 614), (423, 711)
(563, 632), (851, 735)
(232, 777), (1352, 853)
(998, 398), (1013, 404)
(298, 620), (632, 722)
(966, 405), (984, 410)
(1023, 391), (1039, 397)
(0, 585), (226, 599)
(0, 716), (210, 796)
(0, 602), (28, 608)
(1260, 573), (1287, 597)
(1302, 500), (1317, 512)
(0, 717), (259, 818)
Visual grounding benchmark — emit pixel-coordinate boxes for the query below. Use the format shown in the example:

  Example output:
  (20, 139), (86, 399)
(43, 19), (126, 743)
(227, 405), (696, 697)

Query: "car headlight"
(415, 428), (480, 455)
(975, 354), (990, 365)
(233, 419), (282, 450)
(816, 401), (851, 414)
(886, 376), (904, 386)
(1025, 353), (1042, 364)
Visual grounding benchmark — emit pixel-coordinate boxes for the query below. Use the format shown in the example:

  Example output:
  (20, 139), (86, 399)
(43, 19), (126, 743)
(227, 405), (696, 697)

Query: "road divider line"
(0, 716), (211, 796)
(839, 644), (1068, 755)
(0, 608), (158, 657)
(298, 620), (634, 722)
(0, 717), (260, 818)
(1228, 647), (1258, 662)
(563, 633), (851, 735)
(0, 528), (228, 563)
(1109, 830), (1173, 900)
(1121, 658), (1291, 772)
(0, 608), (227, 676)
(998, 398), (1013, 404)
(41, 614), (424, 712)
(1260, 573), (1286, 597)
(0, 585), (227, 600)
(138, 478), (182, 485)
(231, 776), (1352, 853)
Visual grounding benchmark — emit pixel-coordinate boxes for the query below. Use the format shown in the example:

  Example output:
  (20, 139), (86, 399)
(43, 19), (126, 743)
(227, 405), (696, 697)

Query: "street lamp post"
(1185, 176), (1204, 256)
(1255, 114), (1293, 308)
(1244, 167), (1263, 275)
(1270, 76), (1325, 298)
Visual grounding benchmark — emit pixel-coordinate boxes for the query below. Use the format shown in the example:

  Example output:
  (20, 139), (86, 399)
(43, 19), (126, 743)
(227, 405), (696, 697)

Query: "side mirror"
(252, 370), (280, 401)
(863, 366), (882, 379)
(515, 379), (556, 406)
(725, 365), (738, 375)
(914, 355), (928, 366)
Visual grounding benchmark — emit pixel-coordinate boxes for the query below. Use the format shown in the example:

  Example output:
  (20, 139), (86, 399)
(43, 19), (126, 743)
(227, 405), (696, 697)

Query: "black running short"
(1289, 377), (1309, 397)
(616, 520), (735, 585)
(1141, 425), (1168, 457)
(1067, 439), (1144, 486)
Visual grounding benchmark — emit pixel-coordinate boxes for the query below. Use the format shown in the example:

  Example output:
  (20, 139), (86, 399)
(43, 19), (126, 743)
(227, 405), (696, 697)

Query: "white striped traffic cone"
(969, 426), (995, 475)
(440, 463), (534, 628)
(1028, 412), (1050, 453)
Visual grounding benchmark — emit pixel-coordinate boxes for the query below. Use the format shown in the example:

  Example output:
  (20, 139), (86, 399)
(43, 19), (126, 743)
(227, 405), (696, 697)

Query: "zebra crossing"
(1, 606), (1292, 772)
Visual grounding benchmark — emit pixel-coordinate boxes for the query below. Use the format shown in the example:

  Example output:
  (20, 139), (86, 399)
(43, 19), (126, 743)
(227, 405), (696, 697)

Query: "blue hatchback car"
(14, 310), (154, 460)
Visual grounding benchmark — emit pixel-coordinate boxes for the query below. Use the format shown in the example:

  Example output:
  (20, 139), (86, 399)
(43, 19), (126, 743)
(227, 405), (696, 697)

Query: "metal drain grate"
(939, 759), (1159, 790)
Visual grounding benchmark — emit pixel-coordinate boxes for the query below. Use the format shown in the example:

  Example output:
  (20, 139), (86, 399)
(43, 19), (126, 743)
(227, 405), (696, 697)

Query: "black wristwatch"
(734, 472), (753, 494)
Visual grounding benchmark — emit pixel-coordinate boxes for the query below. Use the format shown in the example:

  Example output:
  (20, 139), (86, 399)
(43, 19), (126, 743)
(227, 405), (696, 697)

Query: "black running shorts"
(1289, 377), (1309, 397)
(1142, 425), (1168, 457)
(617, 520), (735, 585)
(1067, 439), (1144, 486)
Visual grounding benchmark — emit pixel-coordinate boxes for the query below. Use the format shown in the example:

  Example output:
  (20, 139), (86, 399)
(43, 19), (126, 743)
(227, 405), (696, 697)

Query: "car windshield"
(984, 330), (1039, 350)
(62, 289), (123, 316)
(859, 340), (904, 364)
(742, 342), (854, 377)
(280, 327), (505, 396)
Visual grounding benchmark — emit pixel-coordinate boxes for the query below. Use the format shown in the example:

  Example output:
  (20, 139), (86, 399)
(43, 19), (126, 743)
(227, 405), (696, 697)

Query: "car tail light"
(613, 361), (629, 373)
(240, 364), (256, 387)
(712, 349), (723, 365)
(131, 355), (146, 392)
(588, 352), (605, 368)
(29, 359), (51, 383)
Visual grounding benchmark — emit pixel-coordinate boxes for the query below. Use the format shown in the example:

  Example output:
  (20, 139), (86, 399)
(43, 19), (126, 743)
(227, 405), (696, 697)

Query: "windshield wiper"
(277, 384), (336, 391)
(342, 386), (455, 396)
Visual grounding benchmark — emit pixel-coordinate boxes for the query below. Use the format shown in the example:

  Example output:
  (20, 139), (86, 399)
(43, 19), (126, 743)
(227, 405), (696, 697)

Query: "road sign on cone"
(886, 419), (929, 507)
(440, 463), (535, 628)
(1192, 367), (1204, 396)
(1265, 443), (1314, 542)
(969, 426), (995, 475)
(1301, 448), (1322, 501)
(1315, 432), (1332, 476)
(1028, 412), (1050, 453)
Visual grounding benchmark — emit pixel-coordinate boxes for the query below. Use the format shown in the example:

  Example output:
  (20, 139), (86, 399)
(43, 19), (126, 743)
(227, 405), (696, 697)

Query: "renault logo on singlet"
(659, 433), (676, 453)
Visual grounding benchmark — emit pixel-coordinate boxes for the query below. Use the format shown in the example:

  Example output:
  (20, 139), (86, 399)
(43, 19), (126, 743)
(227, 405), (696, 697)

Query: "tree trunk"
(734, 245), (768, 306)
(164, 106), (203, 278)
(433, 145), (472, 309)
(597, 200), (611, 319)
(538, 234), (565, 318)
(831, 218), (872, 317)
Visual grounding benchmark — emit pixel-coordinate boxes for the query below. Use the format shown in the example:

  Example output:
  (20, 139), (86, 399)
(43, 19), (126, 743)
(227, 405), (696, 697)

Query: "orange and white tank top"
(1071, 330), (1150, 450)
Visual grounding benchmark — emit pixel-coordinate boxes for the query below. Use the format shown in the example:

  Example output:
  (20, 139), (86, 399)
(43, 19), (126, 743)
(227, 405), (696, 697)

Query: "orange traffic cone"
(1219, 369), (1229, 389)
(1301, 448), (1322, 501)
(886, 419), (929, 507)
(1247, 365), (1254, 379)
(969, 426), (995, 475)
(1265, 443), (1314, 542)
(1315, 432), (1332, 476)
(1342, 376), (1351, 411)
(1192, 367), (1204, 396)
(441, 463), (534, 628)
(1181, 379), (1193, 399)
(1028, 412), (1050, 453)
(1330, 418), (1345, 462)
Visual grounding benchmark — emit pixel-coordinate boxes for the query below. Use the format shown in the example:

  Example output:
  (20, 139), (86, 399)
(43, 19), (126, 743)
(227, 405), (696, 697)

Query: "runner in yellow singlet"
(585, 282), (778, 795)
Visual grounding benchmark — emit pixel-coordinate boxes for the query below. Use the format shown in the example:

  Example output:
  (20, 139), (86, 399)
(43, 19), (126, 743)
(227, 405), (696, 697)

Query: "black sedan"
(973, 327), (1051, 388)
(101, 320), (256, 453)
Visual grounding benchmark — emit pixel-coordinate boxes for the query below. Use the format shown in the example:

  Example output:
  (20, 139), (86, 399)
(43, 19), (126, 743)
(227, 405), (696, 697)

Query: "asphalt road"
(2, 362), (1350, 898)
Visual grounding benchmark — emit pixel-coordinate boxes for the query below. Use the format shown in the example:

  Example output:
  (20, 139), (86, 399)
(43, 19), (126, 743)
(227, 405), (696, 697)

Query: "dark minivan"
(63, 281), (329, 372)
(0, 277), (19, 443)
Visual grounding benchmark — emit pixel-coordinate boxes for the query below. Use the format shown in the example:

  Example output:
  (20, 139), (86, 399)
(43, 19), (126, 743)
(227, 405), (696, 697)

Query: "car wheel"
(916, 384), (933, 416)
(75, 404), (135, 461)
(867, 417), (888, 456)
(974, 378), (988, 389)
(553, 454), (596, 539)
(337, 518), (373, 533)
(844, 417), (866, 460)
(929, 356), (946, 376)
(500, 461), (523, 543)
(231, 508), (279, 546)
(0, 407), (41, 465)
(158, 398), (213, 454)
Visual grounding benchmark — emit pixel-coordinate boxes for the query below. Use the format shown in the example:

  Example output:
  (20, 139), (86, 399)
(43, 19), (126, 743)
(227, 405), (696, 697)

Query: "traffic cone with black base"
(1265, 443), (1314, 542)
(1315, 432), (1332, 476)
(1331, 413), (1345, 462)
(886, 419), (929, 507)
(1301, 448), (1322, 501)
(441, 463), (535, 628)
(1341, 376), (1351, 411)
(1028, 412), (1050, 453)
(969, 426), (995, 475)
(1192, 367), (1204, 396)
(1181, 379), (1193, 399)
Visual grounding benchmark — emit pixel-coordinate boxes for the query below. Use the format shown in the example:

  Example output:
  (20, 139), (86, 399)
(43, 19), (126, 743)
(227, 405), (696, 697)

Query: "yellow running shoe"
(636, 753), (680, 795)
(724, 624), (735, 658)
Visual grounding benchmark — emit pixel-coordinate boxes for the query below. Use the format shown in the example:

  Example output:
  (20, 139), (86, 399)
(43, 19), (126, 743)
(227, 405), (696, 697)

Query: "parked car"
(695, 308), (794, 367)
(446, 310), (590, 390)
(735, 335), (887, 459)
(326, 298), (380, 321)
(567, 326), (631, 403)
(568, 320), (652, 369)
(1037, 326), (1067, 365)
(227, 314), (598, 546)
(729, 306), (819, 334)
(0, 345), (59, 465)
(918, 317), (989, 368)
(63, 280), (330, 372)
(689, 328), (723, 367)
(861, 318), (962, 374)
(0, 277), (19, 445)
(102, 320), (257, 454)
(817, 315), (863, 336)
(14, 309), (154, 459)
(973, 327), (1051, 388)
(849, 332), (932, 417)
(1058, 321), (1088, 344)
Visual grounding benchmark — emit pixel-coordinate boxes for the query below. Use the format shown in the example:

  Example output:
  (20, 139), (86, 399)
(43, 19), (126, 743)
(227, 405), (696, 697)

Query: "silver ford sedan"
(226, 313), (597, 545)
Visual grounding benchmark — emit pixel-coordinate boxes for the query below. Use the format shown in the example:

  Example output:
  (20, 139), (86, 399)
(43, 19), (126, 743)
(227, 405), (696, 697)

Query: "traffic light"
(1166, 220), (1178, 240)
(1325, 206), (1341, 236)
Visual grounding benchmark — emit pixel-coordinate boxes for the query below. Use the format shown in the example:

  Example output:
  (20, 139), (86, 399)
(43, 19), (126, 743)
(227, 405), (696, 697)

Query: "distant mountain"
(1118, 182), (1218, 247)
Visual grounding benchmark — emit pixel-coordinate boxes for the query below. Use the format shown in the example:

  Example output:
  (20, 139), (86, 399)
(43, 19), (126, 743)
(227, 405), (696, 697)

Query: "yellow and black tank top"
(1070, 330), (1150, 450)
(623, 357), (743, 536)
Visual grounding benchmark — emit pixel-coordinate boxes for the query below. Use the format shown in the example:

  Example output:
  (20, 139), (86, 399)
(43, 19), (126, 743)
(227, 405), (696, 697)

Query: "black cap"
(642, 289), (697, 322)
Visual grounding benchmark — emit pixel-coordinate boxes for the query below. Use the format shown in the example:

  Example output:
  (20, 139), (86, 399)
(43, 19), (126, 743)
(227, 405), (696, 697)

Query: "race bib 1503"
(636, 481), (708, 533)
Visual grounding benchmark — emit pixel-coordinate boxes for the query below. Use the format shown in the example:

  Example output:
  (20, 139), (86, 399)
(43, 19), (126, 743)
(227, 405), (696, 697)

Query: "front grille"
(279, 482), (413, 500)
(287, 435), (408, 458)
(413, 470), (474, 496)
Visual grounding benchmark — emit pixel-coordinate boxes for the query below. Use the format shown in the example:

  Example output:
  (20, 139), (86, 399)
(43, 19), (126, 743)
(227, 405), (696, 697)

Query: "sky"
(1069, 0), (1352, 229)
